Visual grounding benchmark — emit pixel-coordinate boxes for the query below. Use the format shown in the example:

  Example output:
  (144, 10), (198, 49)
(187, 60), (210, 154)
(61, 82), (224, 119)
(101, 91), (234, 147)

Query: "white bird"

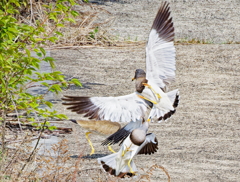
(98, 118), (158, 178)
(62, 1), (179, 123)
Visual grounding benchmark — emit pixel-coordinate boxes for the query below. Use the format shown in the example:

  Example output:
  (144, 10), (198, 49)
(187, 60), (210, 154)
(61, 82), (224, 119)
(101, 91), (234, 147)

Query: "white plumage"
(62, 1), (179, 123)
(98, 118), (158, 177)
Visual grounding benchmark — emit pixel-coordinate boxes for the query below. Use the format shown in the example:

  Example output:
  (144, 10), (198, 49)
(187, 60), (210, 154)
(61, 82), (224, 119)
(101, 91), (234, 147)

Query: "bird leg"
(127, 158), (135, 174)
(121, 144), (132, 157)
(85, 132), (95, 155)
(142, 83), (161, 99)
(108, 144), (116, 153)
(137, 94), (157, 105)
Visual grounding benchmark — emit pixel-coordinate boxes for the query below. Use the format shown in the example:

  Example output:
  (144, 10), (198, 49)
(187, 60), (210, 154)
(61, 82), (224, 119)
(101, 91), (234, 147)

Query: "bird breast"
(130, 129), (146, 146)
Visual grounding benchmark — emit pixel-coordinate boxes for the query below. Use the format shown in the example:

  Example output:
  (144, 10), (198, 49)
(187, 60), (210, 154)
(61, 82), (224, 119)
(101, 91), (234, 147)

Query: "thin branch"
(17, 119), (47, 178)
(3, 135), (33, 175)
(30, 0), (34, 25)
(10, 93), (22, 132)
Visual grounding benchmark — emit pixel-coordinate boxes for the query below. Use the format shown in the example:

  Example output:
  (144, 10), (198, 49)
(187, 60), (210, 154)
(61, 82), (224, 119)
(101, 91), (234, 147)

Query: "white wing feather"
(146, 29), (176, 88)
(90, 93), (149, 122)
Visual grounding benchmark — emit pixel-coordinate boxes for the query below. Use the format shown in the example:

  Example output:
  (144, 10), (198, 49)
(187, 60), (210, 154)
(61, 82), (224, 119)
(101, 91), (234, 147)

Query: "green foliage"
(0, 1), (81, 128)
(89, 26), (99, 39)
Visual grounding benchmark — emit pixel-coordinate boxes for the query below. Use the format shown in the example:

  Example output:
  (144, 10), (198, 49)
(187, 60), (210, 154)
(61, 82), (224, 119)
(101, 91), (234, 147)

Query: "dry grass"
(1, 113), (169, 181)
(16, 1), (121, 47)
(1, 124), (170, 181)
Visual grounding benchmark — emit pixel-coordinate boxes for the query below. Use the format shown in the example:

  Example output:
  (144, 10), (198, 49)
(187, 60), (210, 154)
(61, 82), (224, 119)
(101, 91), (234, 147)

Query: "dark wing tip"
(173, 91), (180, 108)
(101, 126), (131, 146)
(137, 134), (158, 155)
(69, 119), (77, 124)
(158, 91), (180, 121)
(62, 96), (102, 120)
(151, 1), (174, 42)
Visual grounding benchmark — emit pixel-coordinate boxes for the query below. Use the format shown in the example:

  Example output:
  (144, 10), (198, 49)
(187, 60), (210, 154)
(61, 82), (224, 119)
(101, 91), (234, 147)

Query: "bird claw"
(130, 170), (136, 174)
(128, 159), (136, 174)
(121, 145), (132, 157)
(108, 145), (116, 153)
(89, 148), (95, 156)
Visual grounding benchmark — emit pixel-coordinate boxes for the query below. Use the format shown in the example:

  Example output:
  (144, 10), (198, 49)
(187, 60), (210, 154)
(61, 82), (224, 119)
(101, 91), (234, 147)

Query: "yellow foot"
(128, 159), (136, 174)
(108, 145), (116, 153)
(130, 170), (136, 175)
(142, 83), (161, 99)
(90, 148), (95, 156)
(85, 132), (95, 156)
(121, 144), (133, 157)
(137, 94), (157, 105)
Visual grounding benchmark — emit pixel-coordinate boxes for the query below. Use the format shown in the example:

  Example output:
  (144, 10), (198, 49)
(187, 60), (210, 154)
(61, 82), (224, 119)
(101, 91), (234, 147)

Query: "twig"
(10, 93), (22, 132)
(3, 135), (29, 174)
(0, 137), (39, 145)
(17, 120), (47, 178)
(5, 121), (73, 134)
(157, 165), (171, 182)
(30, 0), (34, 24)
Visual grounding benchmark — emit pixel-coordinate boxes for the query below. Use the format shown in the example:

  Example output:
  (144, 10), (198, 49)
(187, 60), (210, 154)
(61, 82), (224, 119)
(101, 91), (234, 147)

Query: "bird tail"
(98, 153), (137, 178)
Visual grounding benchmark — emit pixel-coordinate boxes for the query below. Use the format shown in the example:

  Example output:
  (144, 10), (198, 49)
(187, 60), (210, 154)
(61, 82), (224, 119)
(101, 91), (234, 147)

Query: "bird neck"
(135, 77), (148, 93)
(140, 121), (149, 132)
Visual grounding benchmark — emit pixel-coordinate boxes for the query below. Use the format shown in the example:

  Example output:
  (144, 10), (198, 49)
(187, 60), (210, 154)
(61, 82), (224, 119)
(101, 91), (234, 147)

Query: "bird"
(98, 117), (158, 178)
(70, 119), (121, 155)
(62, 1), (179, 124)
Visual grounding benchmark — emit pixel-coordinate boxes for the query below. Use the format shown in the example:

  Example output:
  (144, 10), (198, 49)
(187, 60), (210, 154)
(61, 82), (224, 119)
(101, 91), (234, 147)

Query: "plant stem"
(17, 119), (47, 178)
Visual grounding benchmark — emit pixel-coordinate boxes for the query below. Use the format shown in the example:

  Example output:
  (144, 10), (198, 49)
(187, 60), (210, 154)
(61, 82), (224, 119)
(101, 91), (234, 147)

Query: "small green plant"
(0, 0), (81, 178)
(89, 26), (99, 39)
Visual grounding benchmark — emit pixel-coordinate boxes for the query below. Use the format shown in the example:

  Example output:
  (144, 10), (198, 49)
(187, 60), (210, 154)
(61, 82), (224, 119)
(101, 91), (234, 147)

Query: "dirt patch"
(51, 43), (239, 181)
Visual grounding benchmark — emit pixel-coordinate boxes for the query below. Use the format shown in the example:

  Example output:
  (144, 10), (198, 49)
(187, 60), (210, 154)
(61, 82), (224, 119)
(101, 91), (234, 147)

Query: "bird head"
(132, 69), (146, 81)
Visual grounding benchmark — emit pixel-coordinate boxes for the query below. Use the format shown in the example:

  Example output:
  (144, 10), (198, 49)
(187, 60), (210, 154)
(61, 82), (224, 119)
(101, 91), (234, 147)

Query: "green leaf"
(36, 52), (42, 57)
(55, 31), (63, 36)
(35, 38), (44, 42)
(45, 101), (53, 108)
(70, 78), (82, 87)
(70, 10), (79, 17)
(48, 37), (58, 42)
(41, 82), (49, 87)
(32, 122), (39, 127)
(39, 47), (46, 56)
(25, 49), (31, 57)
(44, 57), (55, 69)
(48, 125), (57, 131)
(49, 84), (62, 94)
(56, 24), (64, 28)
(56, 114), (68, 119)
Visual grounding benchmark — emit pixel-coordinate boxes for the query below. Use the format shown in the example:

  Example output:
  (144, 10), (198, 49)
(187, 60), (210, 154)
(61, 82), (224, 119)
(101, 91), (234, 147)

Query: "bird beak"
(147, 117), (152, 122)
(132, 77), (135, 81)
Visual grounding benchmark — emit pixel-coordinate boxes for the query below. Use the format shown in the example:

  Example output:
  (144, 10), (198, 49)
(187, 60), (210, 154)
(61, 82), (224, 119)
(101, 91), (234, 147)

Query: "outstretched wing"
(137, 133), (158, 155)
(62, 93), (150, 123)
(146, 1), (175, 89)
